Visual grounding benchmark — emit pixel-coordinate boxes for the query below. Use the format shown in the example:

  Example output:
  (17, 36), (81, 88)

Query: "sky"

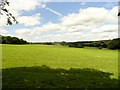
(0, 0), (118, 42)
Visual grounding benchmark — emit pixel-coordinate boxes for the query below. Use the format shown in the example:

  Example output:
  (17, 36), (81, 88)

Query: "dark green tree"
(2, 35), (27, 44)
(107, 38), (120, 50)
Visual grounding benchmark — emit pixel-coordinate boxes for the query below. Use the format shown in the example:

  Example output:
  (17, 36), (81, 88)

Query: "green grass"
(2, 44), (119, 88)
(2, 44), (118, 77)
(2, 66), (119, 88)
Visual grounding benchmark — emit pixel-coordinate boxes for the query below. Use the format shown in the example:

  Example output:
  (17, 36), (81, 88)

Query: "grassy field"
(2, 44), (119, 88)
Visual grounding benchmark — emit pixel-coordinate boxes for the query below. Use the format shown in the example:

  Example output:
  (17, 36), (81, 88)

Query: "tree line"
(0, 35), (119, 50)
(63, 38), (120, 50)
(0, 35), (27, 44)
(31, 38), (120, 50)
(67, 38), (120, 50)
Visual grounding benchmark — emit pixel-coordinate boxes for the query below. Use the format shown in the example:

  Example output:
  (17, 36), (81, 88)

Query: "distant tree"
(101, 42), (107, 48)
(76, 43), (84, 48)
(90, 41), (100, 47)
(61, 41), (66, 46)
(0, 0), (18, 25)
(107, 38), (120, 50)
(53, 42), (61, 46)
(1, 35), (27, 44)
(67, 42), (84, 48)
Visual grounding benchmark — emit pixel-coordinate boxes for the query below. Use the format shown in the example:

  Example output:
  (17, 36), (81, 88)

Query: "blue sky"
(36, 2), (117, 24)
(0, 1), (118, 42)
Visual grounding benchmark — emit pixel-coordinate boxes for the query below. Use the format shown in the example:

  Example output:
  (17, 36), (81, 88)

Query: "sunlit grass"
(2, 44), (118, 78)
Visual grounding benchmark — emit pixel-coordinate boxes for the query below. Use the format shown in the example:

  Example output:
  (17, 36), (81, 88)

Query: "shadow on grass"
(2, 65), (119, 88)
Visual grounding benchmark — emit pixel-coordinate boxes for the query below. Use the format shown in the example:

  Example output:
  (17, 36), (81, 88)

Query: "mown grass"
(2, 45), (118, 77)
(2, 44), (119, 88)
(2, 65), (119, 88)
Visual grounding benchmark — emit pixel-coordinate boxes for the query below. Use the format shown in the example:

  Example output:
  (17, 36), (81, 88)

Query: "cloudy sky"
(0, 0), (118, 42)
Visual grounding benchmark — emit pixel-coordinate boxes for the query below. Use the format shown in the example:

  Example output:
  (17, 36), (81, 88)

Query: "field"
(2, 44), (119, 88)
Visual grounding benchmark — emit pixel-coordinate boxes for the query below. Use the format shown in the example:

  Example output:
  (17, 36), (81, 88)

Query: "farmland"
(2, 44), (119, 88)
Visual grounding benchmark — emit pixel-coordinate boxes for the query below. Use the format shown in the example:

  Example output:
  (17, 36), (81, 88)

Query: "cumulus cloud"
(42, 22), (61, 31)
(15, 22), (60, 36)
(0, 14), (7, 27)
(85, 32), (118, 41)
(9, 6), (119, 42)
(87, 24), (118, 41)
(15, 29), (31, 35)
(91, 25), (118, 33)
(0, 0), (41, 27)
(0, 0), (63, 26)
(107, 6), (118, 23)
(61, 6), (118, 27)
(7, 0), (40, 16)
(18, 14), (41, 26)
(0, 28), (9, 35)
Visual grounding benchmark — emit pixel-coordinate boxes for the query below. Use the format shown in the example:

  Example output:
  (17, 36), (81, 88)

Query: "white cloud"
(61, 6), (118, 27)
(18, 14), (41, 26)
(0, 0), (64, 27)
(7, 0), (40, 15)
(15, 22), (61, 37)
(91, 25), (118, 33)
(0, 14), (7, 27)
(85, 32), (118, 41)
(42, 22), (61, 31)
(86, 24), (118, 41)
(7, 6), (119, 42)
(15, 29), (31, 35)
(0, 0), (42, 27)
(107, 6), (118, 23)
(0, 28), (9, 35)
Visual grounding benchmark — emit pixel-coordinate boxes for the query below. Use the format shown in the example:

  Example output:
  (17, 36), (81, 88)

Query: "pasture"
(2, 44), (119, 88)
